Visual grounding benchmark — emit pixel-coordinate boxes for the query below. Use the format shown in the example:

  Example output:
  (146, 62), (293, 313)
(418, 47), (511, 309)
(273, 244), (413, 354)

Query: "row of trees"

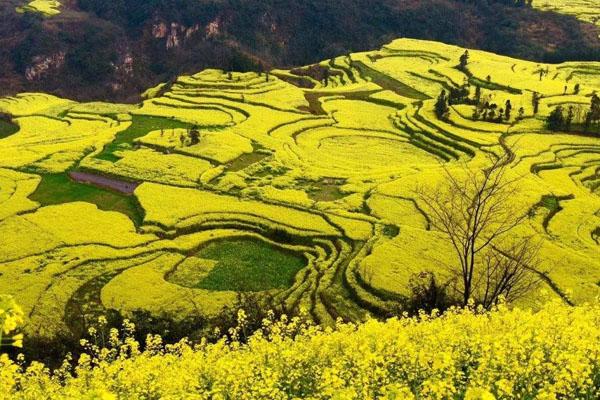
(434, 86), (522, 123)
(435, 80), (586, 126)
(159, 126), (201, 147)
(472, 98), (521, 122)
(447, 51), (591, 127)
(180, 127), (201, 146)
(437, 51), (512, 123)
(546, 93), (600, 133)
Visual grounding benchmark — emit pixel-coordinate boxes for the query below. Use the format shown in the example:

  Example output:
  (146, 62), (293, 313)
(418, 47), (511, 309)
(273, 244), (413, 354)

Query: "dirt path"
(69, 171), (140, 195)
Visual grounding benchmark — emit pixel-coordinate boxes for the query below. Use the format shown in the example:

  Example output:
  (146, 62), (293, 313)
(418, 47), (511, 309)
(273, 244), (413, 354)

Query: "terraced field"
(533, 0), (600, 28)
(1, 38), (599, 339)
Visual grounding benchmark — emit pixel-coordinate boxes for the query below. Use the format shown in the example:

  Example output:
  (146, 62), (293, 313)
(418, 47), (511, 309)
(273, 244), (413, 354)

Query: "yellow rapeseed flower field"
(0, 37), (599, 343)
(533, 0), (600, 29)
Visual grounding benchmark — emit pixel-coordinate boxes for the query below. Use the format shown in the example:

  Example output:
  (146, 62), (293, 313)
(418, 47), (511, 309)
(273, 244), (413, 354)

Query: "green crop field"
(183, 238), (307, 292)
(0, 120), (19, 139)
(1, 38), (599, 340)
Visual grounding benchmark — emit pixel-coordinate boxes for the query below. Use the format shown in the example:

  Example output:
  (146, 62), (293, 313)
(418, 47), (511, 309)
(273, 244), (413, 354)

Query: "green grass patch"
(195, 238), (306, 292)
(540, 195), (560, 212)
(382, 225), (400, 238)
(96, 115), (193, 162)
(0, 119), (19, 139)
(530, 194), (575, 232)
(29, 173), (144, 226)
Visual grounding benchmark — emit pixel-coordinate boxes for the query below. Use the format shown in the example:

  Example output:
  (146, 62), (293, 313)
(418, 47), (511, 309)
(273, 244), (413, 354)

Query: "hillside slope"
(1, 0), (599, 101)
(1, 38), (599, 349)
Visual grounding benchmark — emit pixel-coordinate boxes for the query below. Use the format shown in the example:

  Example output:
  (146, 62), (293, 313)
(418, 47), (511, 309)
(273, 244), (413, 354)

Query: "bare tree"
(479, 239), (541, 308)
(417, 153), (541, 308)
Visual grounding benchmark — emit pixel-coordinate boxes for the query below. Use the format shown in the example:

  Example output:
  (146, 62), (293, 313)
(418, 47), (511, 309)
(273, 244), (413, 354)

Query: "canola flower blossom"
(0, 295), (23, 349)
(1, 300), (599, 399)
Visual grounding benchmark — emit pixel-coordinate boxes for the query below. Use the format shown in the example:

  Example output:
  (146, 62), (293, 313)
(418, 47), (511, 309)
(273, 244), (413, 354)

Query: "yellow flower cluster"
(1, 301), (599, 399)
(0, 296), (23, 350)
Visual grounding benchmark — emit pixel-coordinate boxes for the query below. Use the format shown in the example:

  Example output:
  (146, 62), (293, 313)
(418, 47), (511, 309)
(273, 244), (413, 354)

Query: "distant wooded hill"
(1, 0), (599, 101)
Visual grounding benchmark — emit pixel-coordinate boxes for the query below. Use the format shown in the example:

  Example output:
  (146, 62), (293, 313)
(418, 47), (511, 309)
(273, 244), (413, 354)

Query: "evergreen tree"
(497, 108), (504, 122)
(505, 100), (512, 121)
(474, 85), (481, 103)
(459, 50), (469, 70)
(546, 106), (565, 131)
(532, 92), (540, 115)
(584, 111), (592, 133)
(565, 106), (574, 132)
(323, 67), (330, 86)
(482, 102), (490, 120)
(449, 85), (470, 105)
(574, 84), (580, 95)
(517, 107), (525, 121)
(590, 93), (600, 127)
(435, 90), (450, 120)
(189, 126), (200, 145)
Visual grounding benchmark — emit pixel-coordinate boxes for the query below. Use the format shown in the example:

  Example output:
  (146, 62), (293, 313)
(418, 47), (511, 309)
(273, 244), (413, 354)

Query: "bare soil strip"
(68, 171), (140, 195)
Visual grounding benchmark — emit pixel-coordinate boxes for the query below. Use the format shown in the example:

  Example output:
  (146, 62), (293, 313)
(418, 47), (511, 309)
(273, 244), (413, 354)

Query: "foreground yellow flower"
(0, 300), (599, 399)
(465, 388), (496, 400)
(0, 295), (23, 349)
(10, 334), (23, 349)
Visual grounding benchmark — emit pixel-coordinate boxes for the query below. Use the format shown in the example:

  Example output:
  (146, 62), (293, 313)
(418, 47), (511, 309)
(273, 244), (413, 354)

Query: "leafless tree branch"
(416, 150), (541, 308)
